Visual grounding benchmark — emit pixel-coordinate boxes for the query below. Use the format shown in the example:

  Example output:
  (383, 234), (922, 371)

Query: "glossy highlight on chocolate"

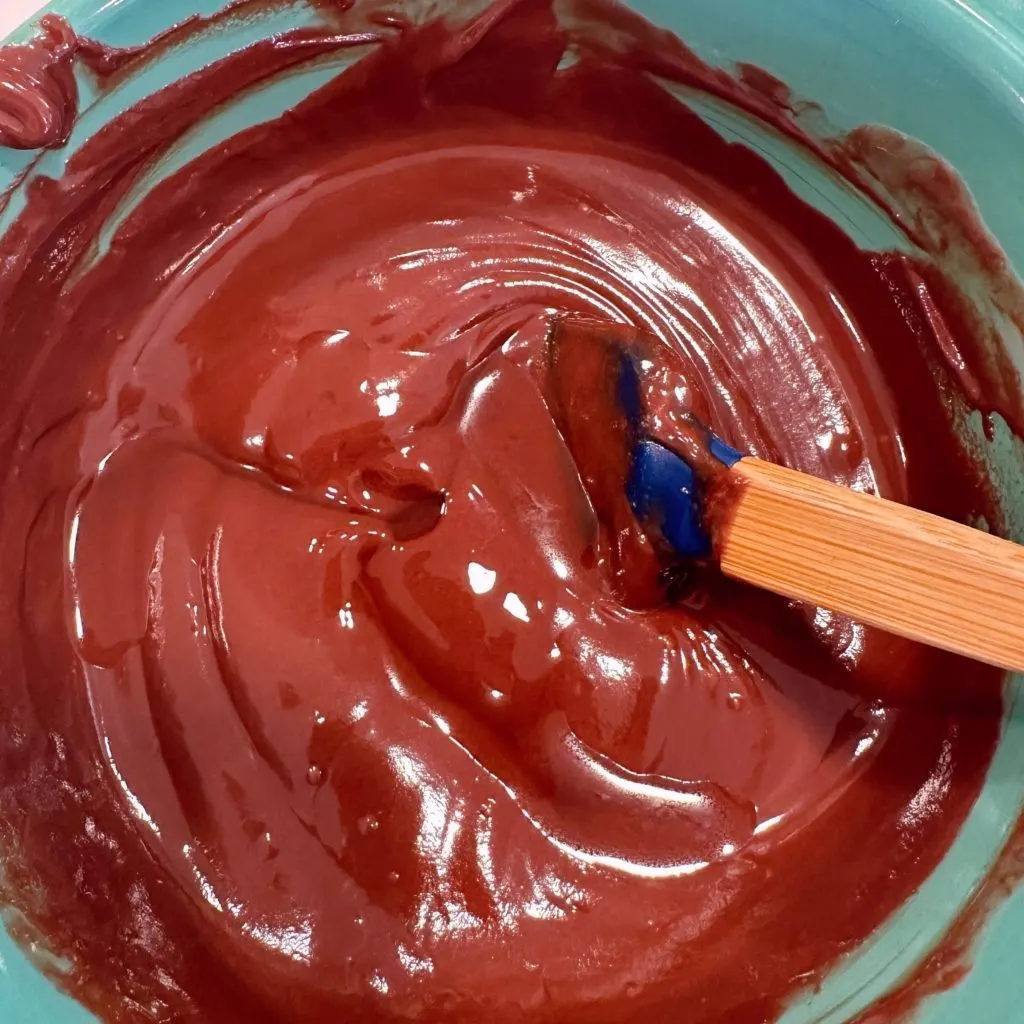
(0, 1), (1018, 1021)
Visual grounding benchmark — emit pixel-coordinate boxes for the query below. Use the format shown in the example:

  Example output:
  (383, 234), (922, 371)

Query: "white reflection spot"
(900, 739), (953, 831)
(397, 944), (434, 975)
(503, 592), (530, 623)
(103, 737), (159, 836)
(854, 735), (875, 759)
(596, 652), (630, 683)
(463, 370), (499, 421)
(550, 556), (570, 581)
(67, 508), (81, 562)
(554, 607), (574, 629)
(754, 814), (784, 835)
(376, 393), (400, 417)
(467, 562), (496, 595)
(248, 920), (312, 964)
(389, 747), (453, 870)
(183, 849), (223, 914)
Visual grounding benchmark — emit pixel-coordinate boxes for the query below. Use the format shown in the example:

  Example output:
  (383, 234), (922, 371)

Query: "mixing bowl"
(2, 0), (1024, 1021)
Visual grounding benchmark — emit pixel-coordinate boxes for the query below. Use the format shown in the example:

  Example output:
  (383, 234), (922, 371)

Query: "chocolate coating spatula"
(549, 316), (1024, 674)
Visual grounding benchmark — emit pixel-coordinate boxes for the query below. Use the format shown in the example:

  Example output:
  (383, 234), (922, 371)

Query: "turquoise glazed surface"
(3, 1), (1024, 1021)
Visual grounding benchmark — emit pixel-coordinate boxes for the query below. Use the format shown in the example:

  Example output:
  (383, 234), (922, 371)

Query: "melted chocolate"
(0, 15), (84, 149)
(0, 1), (1017, 1022)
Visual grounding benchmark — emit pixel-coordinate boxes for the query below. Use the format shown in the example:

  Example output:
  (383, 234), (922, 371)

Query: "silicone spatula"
(548, 316), (1024, 674)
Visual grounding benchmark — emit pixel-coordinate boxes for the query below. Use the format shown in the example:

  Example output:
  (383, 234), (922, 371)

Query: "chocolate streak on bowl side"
(0, 3), (314, 152)
(0, 1), (1019, 1022)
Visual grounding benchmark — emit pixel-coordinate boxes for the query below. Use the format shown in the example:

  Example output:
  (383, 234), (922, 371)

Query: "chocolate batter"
(0, 1), (1017, 1021)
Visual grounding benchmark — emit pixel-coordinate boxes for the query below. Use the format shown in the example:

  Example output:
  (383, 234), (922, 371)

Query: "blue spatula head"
(548, 315), (743, 563)
(628, 439), (713, 559)
(617, 340), (743, 559)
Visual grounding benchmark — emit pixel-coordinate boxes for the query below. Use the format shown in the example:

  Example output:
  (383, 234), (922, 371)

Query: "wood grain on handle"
(721, 458), (1024, 673)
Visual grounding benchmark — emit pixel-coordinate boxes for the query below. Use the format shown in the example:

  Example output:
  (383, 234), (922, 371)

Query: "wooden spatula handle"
(720, 458), (1024, 673)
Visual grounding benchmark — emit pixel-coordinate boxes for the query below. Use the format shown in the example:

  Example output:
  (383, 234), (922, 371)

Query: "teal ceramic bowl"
(3, 1), (1024, 1021)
